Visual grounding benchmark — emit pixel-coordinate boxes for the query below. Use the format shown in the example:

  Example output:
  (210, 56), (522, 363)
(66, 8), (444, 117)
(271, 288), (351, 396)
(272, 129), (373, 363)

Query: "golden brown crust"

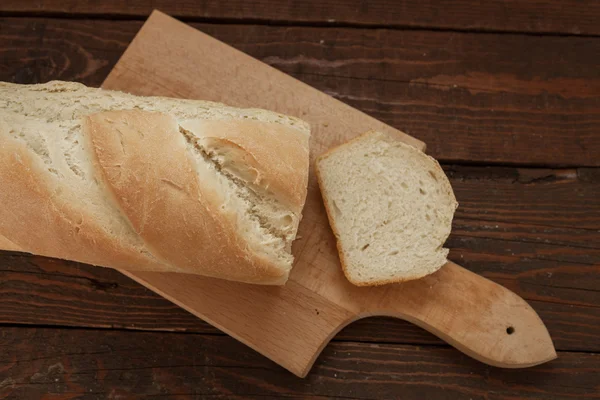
(178, 119), (309, 213)
(85, 110), (288, 284)
(0, 81), (309, 284)
(0, 130), (167, 271)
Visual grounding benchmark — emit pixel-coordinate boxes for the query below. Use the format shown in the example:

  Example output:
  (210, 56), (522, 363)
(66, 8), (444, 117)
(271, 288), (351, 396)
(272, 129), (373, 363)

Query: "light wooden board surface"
(103, 10), (556, 377)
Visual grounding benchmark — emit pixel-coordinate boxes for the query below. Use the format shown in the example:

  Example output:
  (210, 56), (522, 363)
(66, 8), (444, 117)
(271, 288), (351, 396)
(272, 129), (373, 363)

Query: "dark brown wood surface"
(2, 18), (600, 167)
(0, 4), (599, 399)
(1, 0), (600, 35)
(1, 328), (599, 400)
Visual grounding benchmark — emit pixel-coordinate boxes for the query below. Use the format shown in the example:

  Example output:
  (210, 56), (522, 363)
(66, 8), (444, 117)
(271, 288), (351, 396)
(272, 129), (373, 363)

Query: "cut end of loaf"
(316, 130), (458, 286)
(178, 124), (299, 274)
(84, 109), (309, 285)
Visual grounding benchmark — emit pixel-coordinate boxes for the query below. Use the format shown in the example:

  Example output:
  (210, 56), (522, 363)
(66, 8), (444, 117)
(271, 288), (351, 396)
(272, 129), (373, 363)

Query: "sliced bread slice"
(316, 130), (458, 286)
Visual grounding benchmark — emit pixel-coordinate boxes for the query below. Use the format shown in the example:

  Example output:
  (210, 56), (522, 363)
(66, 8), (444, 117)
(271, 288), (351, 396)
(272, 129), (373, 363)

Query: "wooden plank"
(0, 18), (131, 86)
(1, 18), (599, 166)
(0, 327), (598, 399)
(1, 0), (600, 35)
(0, 166), (598, 352)
(449, 167), (600, 230)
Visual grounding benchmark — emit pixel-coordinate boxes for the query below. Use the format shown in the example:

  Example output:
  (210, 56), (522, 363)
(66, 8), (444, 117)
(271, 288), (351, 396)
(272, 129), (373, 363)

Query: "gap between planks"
(0, 12), (599, 39)
(0, 322), (598, 354)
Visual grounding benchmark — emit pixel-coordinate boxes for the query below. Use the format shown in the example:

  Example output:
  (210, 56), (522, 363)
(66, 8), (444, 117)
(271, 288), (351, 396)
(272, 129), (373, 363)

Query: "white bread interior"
(316, 130), (457, 286)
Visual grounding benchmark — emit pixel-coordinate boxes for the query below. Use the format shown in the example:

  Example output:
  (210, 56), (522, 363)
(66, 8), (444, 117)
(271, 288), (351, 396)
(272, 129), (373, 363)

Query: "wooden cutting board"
(101, 10), (556, 377)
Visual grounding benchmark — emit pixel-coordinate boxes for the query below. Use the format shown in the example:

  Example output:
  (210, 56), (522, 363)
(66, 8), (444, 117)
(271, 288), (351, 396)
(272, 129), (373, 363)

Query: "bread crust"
(316, 130), (457, 286)
(86, 110), (289, 284)
(0, 129), (167, 271)
(179, 119), (309, 213)
(0, 81), (310, 285)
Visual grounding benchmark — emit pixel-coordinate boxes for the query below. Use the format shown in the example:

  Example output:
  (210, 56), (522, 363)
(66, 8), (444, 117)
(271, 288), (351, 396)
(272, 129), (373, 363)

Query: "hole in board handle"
(506, 326), (515, 335)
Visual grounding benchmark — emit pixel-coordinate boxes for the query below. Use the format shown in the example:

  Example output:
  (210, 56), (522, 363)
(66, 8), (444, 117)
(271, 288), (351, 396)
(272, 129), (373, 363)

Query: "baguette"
(0, 81), (310, 285)
(316, 130), (457, 286)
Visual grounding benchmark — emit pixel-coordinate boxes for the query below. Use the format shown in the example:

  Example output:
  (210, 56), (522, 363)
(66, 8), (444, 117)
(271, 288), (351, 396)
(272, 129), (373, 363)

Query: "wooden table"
(1, 2), (599, 399)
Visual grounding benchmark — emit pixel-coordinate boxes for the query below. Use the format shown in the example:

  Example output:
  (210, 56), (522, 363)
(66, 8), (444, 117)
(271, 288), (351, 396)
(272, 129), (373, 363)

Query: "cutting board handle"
(356, 261), (556, 368)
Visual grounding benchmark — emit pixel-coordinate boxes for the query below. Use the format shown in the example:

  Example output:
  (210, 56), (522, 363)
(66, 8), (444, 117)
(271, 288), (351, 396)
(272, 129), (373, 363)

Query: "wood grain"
(0, 327), (598, 399)
(0, 11), (553, 377)
(100, 11), (556, 375)
(1, 18), (599, 166)
(0, 250), (597, 353)
(0, 12), (598, 392)
(1, 0), (600, 35)
(0, 165), (597, 352)
(0, 10), (557, 377)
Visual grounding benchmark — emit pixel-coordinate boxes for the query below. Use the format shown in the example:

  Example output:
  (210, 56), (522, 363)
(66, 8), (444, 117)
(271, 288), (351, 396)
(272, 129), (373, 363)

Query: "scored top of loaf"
(0, 81), (310, 284)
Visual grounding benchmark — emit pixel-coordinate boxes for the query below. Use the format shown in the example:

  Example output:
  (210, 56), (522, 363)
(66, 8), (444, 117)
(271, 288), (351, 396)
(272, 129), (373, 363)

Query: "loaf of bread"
(316, 130), (457, 286)
(0, 81), (310, 285)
